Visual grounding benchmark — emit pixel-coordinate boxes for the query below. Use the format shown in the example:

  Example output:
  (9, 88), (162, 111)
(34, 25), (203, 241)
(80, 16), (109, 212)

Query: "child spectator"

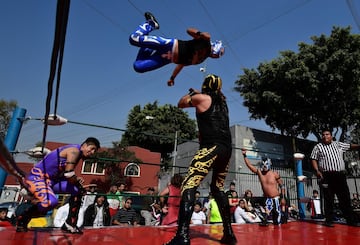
(307, 190), (324, 219)
(0, 208), (13, 227)
(191, 202), (206, 225)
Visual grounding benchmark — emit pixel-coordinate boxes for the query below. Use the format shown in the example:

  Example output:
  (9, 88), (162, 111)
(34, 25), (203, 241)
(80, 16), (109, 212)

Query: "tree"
(0, 100), (18, 140)
(234, 26), (360, 142)
(88, 142), (141, 192)
(121, 101), (197, 161)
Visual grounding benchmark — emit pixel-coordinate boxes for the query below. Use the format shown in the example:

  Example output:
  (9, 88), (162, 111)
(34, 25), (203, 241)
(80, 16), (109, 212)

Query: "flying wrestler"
(129, 12), (225, 86)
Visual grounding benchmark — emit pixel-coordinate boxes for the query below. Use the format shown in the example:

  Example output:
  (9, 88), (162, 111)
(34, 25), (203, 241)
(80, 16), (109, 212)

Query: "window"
(125, 163), (140, 177)
(82, 160), (105, 175)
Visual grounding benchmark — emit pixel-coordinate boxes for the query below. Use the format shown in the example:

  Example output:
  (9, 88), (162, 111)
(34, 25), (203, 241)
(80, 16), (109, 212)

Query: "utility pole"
(172, 131), (178, 176)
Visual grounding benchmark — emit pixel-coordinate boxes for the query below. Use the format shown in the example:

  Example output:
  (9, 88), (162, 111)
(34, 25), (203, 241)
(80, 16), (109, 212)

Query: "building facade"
(174, 125), (360, 210)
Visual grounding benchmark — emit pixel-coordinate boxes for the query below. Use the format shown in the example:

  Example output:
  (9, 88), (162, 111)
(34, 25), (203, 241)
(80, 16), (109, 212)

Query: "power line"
(346, 0), (360, 31)
(228, 0), (312, 43)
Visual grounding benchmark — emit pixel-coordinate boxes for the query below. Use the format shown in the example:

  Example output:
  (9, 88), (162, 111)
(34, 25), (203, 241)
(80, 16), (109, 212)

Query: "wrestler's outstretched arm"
(187, 28), (210, 40)
(242, 149), (257, 174)
(167, 64), (184, 86)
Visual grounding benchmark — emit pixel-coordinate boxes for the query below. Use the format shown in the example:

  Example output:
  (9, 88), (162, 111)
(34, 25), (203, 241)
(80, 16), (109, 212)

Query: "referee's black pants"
(321, 171), (355, 224)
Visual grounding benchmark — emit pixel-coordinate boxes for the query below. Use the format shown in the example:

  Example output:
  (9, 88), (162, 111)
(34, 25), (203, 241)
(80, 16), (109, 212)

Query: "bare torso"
(257, 170), (280, 198)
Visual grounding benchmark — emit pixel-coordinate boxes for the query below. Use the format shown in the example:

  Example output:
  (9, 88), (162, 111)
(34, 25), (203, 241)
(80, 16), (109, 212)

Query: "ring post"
(294, 153), (306, 219)
(0, 107), (27, 190)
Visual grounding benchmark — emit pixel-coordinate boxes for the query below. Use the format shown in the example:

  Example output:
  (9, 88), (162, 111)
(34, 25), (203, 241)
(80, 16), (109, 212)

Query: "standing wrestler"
(16, 137), (100, 233)
(164, 74), (236, 245)
(311, 129), (360, 227)
(242, 149), (286, 225)
(129, 12), (225, 86)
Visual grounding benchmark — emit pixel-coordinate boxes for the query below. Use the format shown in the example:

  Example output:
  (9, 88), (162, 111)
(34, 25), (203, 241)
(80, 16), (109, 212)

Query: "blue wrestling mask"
(211, 40), (225, 57)
(261, 158), (272, 171)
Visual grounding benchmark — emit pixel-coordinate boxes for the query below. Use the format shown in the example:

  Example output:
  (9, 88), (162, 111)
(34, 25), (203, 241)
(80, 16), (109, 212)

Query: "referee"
(311, 129), (360, 227)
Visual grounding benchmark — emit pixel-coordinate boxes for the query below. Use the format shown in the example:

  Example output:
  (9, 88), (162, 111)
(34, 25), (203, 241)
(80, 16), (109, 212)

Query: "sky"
(1, 0), (359, 161)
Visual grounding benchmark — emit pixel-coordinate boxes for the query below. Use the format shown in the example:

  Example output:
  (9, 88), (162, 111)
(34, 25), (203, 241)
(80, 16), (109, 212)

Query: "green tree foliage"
(121, 101), (197, 160)
(0, 100), (18, 140)
(234, 26), (360, 142)
(88, 142), (141, 192)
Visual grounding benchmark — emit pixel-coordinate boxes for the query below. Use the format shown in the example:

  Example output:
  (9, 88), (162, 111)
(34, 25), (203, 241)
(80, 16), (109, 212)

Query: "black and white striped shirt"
(310, 141), (350, 172)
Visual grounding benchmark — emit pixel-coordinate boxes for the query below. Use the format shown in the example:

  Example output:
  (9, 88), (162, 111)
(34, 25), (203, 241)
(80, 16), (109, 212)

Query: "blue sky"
(1, 0), (359, 161)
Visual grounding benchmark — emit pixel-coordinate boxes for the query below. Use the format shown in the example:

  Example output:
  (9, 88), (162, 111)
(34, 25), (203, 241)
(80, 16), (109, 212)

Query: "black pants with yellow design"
(182, 144), (232, 194)
(168, 144), (235, 244)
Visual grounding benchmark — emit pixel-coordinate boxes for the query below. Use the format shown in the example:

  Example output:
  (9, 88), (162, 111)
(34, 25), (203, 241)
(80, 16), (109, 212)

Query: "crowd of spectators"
(3, 179), (360, 229)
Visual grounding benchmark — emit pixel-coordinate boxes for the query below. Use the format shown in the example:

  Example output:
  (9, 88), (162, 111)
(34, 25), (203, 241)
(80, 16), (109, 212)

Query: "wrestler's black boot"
(144, 12), (159, 29)
(62, 194), (83, 234)
(213, 191), (237, 245)
(164, 189), (195, 245)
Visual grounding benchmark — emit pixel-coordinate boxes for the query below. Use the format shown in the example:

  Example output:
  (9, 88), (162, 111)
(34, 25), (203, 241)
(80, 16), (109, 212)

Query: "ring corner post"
(0, 107), (27, 191)
(294, 153), (306, 220)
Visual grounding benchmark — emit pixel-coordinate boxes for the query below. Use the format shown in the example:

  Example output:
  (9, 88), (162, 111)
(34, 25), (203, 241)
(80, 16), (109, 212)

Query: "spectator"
(160, 174), (183, 226)
(116, 183), (126, 208)
(311, 129), (360, 227)
(83, 194), (111, 228)
(0, 208), (13, 227)
(140, 187), (156, 226)
(351, 193), (360, 210)
(242, 149), (286, 226)
(225, 182), (236, 197)
(112, 197), (138, 226)
(202, 192), (212, 223)
(228, 190), (239, 223)
(243, 189), (255, 212)
(150, 201), (162, 226)
(77, 183), (98, 227)
(288, 204), (300, 220)
(307, 190), (324, 219)
(234, 199), (260, 224)
(195, 191), (202, 205)
(107, 183), (121, 217)
(191, 202), (206, 225)
(207, 196), (222, 224)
